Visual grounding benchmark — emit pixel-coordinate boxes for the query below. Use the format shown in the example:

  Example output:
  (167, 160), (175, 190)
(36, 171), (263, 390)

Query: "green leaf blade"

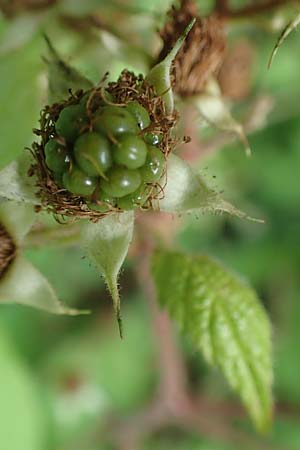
(152, 250), (273, 432)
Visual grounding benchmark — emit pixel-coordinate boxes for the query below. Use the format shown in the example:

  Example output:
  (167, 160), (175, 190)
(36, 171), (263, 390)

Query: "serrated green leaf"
(146, 19), (195, 114)
(152, 250), (273, 432)
(158, 154), (258, 221)
(268, 13), (300, 68)
(0, 256), (83, 316)
(81, 212), (135, 337)
(194, 79), (250, 156)
(0, 152), (38, 204)
(44, 35), (93, 103)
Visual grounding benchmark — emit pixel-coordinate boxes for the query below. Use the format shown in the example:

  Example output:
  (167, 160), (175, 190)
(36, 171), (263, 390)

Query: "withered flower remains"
(158, 0), (226, 97)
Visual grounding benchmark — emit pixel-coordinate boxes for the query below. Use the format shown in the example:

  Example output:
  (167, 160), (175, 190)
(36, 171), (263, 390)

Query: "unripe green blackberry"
(31, 70), (177, 220)
(140, 146), (165, 182)
(113, 134), (147, 169)
(126, 101), (151, 130)
(116, 187), (149, 210)
(101, 166), (142, 198)
(143, 132), (162, 146)
(74, 132), (112, 177)
(45, 139), (70, 173)
(62, 167), (97, 196)
(93, 106), (139, 138)
(56, 105), (87, 143)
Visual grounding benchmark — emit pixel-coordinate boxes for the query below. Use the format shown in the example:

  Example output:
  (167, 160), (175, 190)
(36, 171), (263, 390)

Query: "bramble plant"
(0, 0), (299, 449)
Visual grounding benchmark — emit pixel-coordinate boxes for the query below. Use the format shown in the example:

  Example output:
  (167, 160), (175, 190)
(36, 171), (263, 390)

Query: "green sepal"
(158, 154), (260, 221)
(81, 212), (135, 337)
(44, 34), (93, 103)
(0, 256), (85, 316)
(146, 19), (196, 114)
(268, 13), (300, 68)
(0, 200), (35, 243)
(194, 79), (250, 157)
(152, 249), (273, 432)
(0, 152), (38, 204)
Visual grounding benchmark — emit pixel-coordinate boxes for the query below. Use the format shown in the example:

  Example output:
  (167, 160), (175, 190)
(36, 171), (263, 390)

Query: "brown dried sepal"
(30, 70), (178, 222)
(158, 0), (226, 97)
(0, 224), (16, 278)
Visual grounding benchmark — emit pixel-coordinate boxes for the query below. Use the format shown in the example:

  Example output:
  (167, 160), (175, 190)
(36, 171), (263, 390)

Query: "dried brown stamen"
(0, 224), (16, 278)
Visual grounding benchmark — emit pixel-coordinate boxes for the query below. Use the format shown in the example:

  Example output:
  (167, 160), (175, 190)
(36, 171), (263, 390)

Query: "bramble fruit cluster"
(44, 90), (165, 212)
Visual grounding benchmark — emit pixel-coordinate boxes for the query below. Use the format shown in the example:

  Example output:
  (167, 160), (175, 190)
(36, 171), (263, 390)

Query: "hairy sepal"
(146, 19), (196, 114)
(158, 154), (258, 221)
(44, 35), (93, 103)
(194, 79), (250, 156)
(81, 212), (135, 337)
(0, 152), (37, 204)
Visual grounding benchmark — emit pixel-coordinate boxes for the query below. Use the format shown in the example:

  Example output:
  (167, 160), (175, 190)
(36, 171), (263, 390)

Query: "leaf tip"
(117, 309), (124, 339)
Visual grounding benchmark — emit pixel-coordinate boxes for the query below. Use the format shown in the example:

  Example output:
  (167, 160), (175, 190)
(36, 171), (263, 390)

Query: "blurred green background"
(0, 1), (300, 449)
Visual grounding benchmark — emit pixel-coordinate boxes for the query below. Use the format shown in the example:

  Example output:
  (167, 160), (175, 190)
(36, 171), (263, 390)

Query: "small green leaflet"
(268, 13), (300, 69)
(44, 35), (93, 103)
(146, 19), (196, 114)
(152, 250), (273, 432)
(158, 154), (260, 221)
(81, 211), (135, 338)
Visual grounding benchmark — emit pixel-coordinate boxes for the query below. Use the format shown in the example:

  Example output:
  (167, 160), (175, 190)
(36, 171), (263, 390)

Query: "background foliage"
(0, 0), (300, 449)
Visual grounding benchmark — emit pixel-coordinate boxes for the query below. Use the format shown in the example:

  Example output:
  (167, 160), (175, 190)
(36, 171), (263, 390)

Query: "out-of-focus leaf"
(152, 249), (273, 432)
(146, 19), (195, 113)
(0, 14), (43, 55)
(81, 212), (134, 337)
(0, 200), (35, 243)
(268, 13), (300, 68)
(0, 152), (37, 203)
(44, 35), (93, 103)
(158, 154), (258, 221)
(0, 40), (42, 169)
(0, 256), (85, 316)
(194, 79), (250, 156)
(0, 328), (46, 450)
